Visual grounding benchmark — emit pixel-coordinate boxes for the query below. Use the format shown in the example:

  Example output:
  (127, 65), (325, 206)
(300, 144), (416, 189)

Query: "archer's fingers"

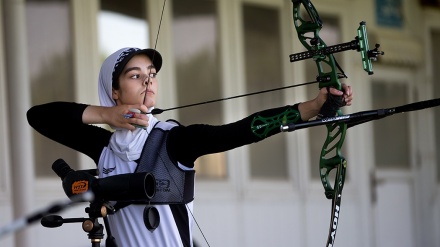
(328, 87), (344, 96)
(342, 84), (353, 106)
(128, 117), (149, 128)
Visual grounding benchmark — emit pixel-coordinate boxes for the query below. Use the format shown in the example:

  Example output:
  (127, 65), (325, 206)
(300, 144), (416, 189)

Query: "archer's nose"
(143, 77), (151, 86)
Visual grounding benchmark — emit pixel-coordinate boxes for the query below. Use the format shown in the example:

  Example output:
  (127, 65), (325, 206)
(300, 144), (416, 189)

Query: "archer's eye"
(149, 73), (157, 78)
(131, 74), (141, 79)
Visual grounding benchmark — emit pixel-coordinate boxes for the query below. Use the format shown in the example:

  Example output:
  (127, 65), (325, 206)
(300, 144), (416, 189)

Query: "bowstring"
(150, 1), (211, 246)
(150, 80), (320, 114)
(156, 152), (211, 247)
(143, 0), (167, 105)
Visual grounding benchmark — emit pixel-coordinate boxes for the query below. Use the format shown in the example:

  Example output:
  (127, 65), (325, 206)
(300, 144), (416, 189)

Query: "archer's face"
(112, 54), (158, 109)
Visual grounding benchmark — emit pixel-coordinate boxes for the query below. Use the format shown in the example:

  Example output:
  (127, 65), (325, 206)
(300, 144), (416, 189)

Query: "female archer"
(27, 47), (353, 246)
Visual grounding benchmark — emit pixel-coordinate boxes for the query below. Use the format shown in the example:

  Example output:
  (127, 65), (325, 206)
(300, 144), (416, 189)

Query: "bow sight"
(289, 21), (384, 76)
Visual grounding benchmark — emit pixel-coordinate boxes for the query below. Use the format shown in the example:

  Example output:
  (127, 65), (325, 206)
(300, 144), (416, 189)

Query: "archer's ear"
(112, 88), (119, 101)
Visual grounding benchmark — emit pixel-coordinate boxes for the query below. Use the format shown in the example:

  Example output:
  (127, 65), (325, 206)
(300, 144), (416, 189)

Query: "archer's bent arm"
(27, 102), (112, 164)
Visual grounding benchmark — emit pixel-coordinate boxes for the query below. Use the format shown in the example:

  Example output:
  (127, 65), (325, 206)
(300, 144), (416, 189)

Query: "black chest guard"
(135, 121), (195, 204)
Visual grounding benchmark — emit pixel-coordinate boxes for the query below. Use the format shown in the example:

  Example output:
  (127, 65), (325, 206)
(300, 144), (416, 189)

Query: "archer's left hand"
(299, 83), (354, 121)
(317, 83), (353, 108)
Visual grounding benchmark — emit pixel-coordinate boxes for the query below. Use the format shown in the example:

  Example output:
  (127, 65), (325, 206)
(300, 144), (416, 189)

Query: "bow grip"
(318, 87), (345, 119)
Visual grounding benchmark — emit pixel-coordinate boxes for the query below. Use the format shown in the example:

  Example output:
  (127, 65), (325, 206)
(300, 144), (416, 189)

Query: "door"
(369, 69), (417, 247)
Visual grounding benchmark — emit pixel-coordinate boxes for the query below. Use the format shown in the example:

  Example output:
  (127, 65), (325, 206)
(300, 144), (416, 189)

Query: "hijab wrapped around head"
(98, 47), (162, 108)
(97, 48), (161, 162)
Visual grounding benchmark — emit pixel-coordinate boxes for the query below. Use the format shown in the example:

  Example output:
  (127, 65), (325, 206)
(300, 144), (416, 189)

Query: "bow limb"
(292, 1), (347, 246)
(292, 0), (347, 199)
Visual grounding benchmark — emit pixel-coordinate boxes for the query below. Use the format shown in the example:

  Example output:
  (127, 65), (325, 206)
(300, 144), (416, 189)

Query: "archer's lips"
(142, 90), (155, 95)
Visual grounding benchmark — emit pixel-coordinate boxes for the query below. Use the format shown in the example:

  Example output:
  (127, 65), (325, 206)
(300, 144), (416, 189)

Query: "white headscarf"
(98, 48), (158, 162)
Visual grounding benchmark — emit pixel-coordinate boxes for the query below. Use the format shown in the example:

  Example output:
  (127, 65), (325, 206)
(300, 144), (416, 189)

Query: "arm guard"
(250, 104), (302, 139)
